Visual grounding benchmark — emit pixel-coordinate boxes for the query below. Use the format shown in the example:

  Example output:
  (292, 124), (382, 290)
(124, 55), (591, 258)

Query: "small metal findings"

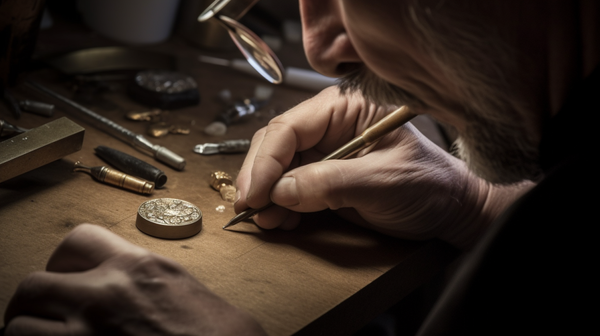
(126, 109), (163, 121)
(210, 171), (237, 203)
(169, 126), (190, 135)
(137, 198), (202, 239)
(210, 171), (233, 190)
(147, 122), (171, 138)
(147, 122), (190, 138)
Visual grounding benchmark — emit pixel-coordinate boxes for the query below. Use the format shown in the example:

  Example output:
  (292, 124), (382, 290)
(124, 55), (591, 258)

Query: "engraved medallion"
(136, 198), (202, 239)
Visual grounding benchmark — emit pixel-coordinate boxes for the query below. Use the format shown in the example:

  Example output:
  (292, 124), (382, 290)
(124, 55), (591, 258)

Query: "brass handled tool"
(73, 161), (154, 195)
(95, 146), (168, 188)
(26, 81), (186, 170)
(223, 105), (416, 229)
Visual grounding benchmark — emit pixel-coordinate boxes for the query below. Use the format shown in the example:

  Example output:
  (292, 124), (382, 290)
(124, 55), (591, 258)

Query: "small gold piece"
(147, 122), (190, 138)
(136, 198), (202, 239)
(210, 171), (237, 203)
(147, 122), (171, 138)
(168, 126), (190, 135)
(73, 161), (154, 195)
(126, 109), (163, 121)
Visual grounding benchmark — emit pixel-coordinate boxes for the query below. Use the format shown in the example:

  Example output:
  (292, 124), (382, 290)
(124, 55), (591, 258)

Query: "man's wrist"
(440, 168), (535, 250)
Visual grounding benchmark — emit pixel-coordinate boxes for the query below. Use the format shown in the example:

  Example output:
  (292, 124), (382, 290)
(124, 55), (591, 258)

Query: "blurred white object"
(204, 121), (227, 136)
(199, 55), (337, 91)
(254, 85), (274, 101)
(78, 0), (181, 44)
(282, 67), (336, 91)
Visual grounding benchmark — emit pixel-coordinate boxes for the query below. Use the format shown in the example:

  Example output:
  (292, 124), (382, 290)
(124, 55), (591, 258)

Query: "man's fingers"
(4, 271), (86, 323)
(5, 316), (69, 336)
(236, 88), (393, 224)
(46, 224), (146, 273)
(246, 121), (305, 209)
(244, 90), (354, 210)
(270, 160), (348, 213)
(270, 150), (401, 214)
(252, 205), (301, 230)
(235, 129), (265, 213)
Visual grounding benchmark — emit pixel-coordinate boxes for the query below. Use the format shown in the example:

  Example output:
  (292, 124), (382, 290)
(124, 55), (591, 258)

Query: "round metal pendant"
(136, 198), (202, 239)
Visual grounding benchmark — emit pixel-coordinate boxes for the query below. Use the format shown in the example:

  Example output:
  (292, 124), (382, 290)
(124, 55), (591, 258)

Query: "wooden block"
(0, 117), (85, 183)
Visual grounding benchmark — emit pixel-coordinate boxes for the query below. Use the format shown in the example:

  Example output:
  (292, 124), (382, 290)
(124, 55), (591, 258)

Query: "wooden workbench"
(0, 19), (457, 335)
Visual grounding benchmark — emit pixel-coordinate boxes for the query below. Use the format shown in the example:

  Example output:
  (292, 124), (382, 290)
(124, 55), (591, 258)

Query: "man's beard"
(337, 64), (541, 185)
(336, 1), (545, 185)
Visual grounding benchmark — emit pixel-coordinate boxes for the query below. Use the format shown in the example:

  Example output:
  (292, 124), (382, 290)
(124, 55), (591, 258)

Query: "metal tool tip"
(194, 143), (220, 155)
(222, 219), (237, 230)
(223, 211), (248, 230)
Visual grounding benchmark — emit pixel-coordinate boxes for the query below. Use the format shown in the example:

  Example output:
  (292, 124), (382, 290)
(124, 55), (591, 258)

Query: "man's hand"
(3, 224), (266, 336)
(235, 87), (530, 249)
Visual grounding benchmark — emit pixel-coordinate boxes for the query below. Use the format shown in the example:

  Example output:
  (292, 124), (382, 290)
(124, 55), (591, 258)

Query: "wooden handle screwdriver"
(223, 105), (415, 229)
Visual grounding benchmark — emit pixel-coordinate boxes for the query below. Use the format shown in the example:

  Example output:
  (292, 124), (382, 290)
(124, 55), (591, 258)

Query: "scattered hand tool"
(95, 145), (167, 188)
(126, 109), (189, 138)
(194, 139), (250, 155)
(73, 161), (154, 195)
(203, 97), (267, 136)
(26, 81), (186, 170)
(19, 100), (54, 117)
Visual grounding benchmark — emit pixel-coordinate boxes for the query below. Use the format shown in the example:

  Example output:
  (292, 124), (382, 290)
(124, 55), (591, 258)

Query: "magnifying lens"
(198, 0), (284, 84)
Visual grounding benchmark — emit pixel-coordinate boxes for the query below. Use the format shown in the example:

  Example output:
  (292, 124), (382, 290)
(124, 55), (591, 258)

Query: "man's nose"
(300, 0), (362, 77)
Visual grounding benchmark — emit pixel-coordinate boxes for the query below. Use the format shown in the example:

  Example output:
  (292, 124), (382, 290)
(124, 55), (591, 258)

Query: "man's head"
(299, 0), (549, 184)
